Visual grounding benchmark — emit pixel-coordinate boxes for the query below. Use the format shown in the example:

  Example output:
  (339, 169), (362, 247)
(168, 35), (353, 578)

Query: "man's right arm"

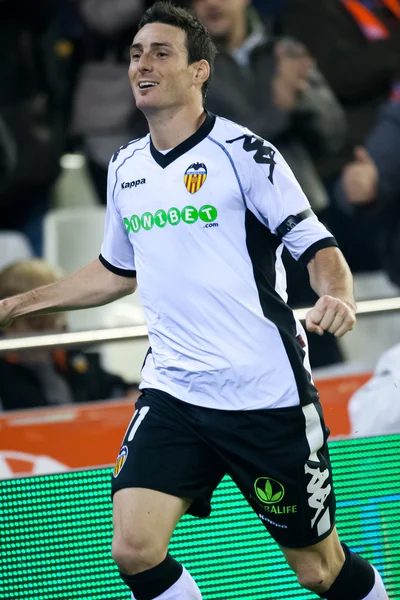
(0, 258), (137, 328)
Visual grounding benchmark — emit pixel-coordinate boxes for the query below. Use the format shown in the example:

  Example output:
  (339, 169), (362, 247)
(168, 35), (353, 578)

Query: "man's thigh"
(113, 487), (192, 552)
(111, 388), (225, 518)
(212, 401), (336, 548)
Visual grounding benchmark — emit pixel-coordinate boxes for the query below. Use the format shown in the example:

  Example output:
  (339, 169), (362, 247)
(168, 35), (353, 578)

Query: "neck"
(147, 103), (206, 151)
(227, 15), (248, 50)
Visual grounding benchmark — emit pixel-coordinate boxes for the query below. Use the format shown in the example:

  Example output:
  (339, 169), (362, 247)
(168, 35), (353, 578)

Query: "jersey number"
(127, 406), (150, 442)
(226, 134), (276, 184)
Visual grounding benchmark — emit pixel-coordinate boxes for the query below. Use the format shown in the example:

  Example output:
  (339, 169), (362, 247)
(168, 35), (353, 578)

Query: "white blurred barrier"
(0, 296), (399, 353)
(339, 272), (400, 369)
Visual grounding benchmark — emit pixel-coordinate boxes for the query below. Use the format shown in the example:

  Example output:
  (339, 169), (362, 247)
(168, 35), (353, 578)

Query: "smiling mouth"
(138, 82), (159, 89)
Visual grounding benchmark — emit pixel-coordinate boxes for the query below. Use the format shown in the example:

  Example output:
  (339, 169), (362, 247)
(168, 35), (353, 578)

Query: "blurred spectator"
(349, 342), (400, 436)
(0, 260), (136, 411)
(283, 0), (400, 180)
(252, 0), (286, 26)
(0, 0), (66, 256)
(0, 117), (15, 192)
(70, 0), (148, 204)
(283, 0), (400, 272)
(191, 0), (347, 367)
(335, 99), (400, 285)
(191, 0), (346, 214)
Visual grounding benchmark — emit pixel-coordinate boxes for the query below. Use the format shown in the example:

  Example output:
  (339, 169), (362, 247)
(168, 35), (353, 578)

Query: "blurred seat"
(0, 231), (33, 270)
(43, 206), (148, 383)
(44, 206), (106, 273)
(43, 205), (109, 331)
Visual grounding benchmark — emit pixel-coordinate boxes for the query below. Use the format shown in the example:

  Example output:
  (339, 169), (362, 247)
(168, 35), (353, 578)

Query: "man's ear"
(194, 59), (210, 89)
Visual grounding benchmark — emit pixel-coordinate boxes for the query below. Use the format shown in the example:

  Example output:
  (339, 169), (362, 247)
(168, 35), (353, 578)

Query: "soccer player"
(0, 3), (389, 600)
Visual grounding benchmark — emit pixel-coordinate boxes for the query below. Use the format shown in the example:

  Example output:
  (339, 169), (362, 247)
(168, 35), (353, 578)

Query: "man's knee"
(111, 488), (189, 575)
(295, 543), (381, 599)
(111, 535), (167, 575)
(296, 560), (332, 594)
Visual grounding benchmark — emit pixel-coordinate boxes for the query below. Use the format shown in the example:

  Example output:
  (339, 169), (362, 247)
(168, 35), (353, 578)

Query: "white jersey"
(100, 113), (337, 410)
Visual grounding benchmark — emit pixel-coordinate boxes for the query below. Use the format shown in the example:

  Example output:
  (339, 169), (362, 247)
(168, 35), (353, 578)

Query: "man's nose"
(138, 53), (153, 72)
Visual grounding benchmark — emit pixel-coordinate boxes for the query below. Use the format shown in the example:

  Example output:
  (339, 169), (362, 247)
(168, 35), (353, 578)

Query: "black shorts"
(111, 388), (336, 548)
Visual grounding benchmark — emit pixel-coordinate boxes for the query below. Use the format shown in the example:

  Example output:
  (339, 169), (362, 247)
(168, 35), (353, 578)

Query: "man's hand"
(272, 40), (313, 112)
(341, 147), (378, 205)
(306, 295), (356, 337)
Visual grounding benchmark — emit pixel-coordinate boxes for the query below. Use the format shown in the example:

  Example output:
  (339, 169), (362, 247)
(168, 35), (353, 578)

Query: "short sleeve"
(99, 160), (136, 277)
(239, 135), (337, 265)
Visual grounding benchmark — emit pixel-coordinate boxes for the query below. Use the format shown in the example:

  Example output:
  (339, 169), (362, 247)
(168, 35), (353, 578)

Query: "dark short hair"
(138, 1), (217, 100)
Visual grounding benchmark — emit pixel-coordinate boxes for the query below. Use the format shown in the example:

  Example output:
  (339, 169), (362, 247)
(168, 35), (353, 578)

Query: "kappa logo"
(258, 513), (288, 529)
(226, 134), (276, 184)
(305, 463), (331, 528)
(121, 178), (146, 190)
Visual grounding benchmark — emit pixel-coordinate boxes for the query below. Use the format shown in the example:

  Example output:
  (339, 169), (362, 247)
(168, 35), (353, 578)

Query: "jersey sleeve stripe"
(99, 254), (137, 278)
(207, 136), (247, 207)
(298, 237), (339, 267)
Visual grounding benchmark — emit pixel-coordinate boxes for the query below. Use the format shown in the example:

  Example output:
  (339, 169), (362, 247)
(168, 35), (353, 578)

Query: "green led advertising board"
(1, 435), (399, 600)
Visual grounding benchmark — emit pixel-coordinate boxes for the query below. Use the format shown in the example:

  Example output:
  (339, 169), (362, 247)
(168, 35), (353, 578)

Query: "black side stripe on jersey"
(298, 237), (339, 268)
(245, 210), (319, 407)
(99, 254), (137, 278)
(276, 209), (314, 241)
(112, 137), (145, 163)
(141, 347), (153, 372)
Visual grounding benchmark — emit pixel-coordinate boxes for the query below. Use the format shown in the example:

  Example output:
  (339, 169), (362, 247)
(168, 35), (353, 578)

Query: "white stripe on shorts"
(302, 403), (324, 462)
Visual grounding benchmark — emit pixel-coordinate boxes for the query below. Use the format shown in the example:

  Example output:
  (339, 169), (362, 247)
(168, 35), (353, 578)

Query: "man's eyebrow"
(130, 42), (173, 50)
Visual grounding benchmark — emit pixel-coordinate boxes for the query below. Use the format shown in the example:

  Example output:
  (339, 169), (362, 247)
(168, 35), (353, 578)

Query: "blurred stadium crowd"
(0, 0), (399, 412)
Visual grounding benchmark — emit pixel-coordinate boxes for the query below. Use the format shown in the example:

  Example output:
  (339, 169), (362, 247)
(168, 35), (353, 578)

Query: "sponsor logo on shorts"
(254, 477), (285, 504)
(258, 513), (288, 529)
(253, 477), (297, 515)
(113, 445), (128, 478)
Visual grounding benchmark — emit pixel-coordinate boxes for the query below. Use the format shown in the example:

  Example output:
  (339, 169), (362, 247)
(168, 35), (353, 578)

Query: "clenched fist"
(306, 295), (356, 338)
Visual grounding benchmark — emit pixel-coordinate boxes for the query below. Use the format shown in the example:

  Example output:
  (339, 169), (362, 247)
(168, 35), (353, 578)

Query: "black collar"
(150, 111), (216, 168)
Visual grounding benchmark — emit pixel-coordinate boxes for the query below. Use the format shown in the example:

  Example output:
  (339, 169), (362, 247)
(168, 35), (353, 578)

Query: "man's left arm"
(306, 247), (357, 337)
(238, 133), (355, 339)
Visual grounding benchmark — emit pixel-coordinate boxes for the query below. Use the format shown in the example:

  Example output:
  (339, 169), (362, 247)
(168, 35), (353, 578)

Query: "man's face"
(129, 23), (201, 113)
(191, 0), (249, 41)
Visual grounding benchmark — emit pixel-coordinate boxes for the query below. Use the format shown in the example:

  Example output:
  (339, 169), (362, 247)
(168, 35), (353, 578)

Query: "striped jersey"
(100, 112), (337, 410)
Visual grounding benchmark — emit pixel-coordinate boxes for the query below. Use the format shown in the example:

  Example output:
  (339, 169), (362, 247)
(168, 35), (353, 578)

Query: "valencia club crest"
(184, 163), (207, 194)
(113, 445), (128, 478)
